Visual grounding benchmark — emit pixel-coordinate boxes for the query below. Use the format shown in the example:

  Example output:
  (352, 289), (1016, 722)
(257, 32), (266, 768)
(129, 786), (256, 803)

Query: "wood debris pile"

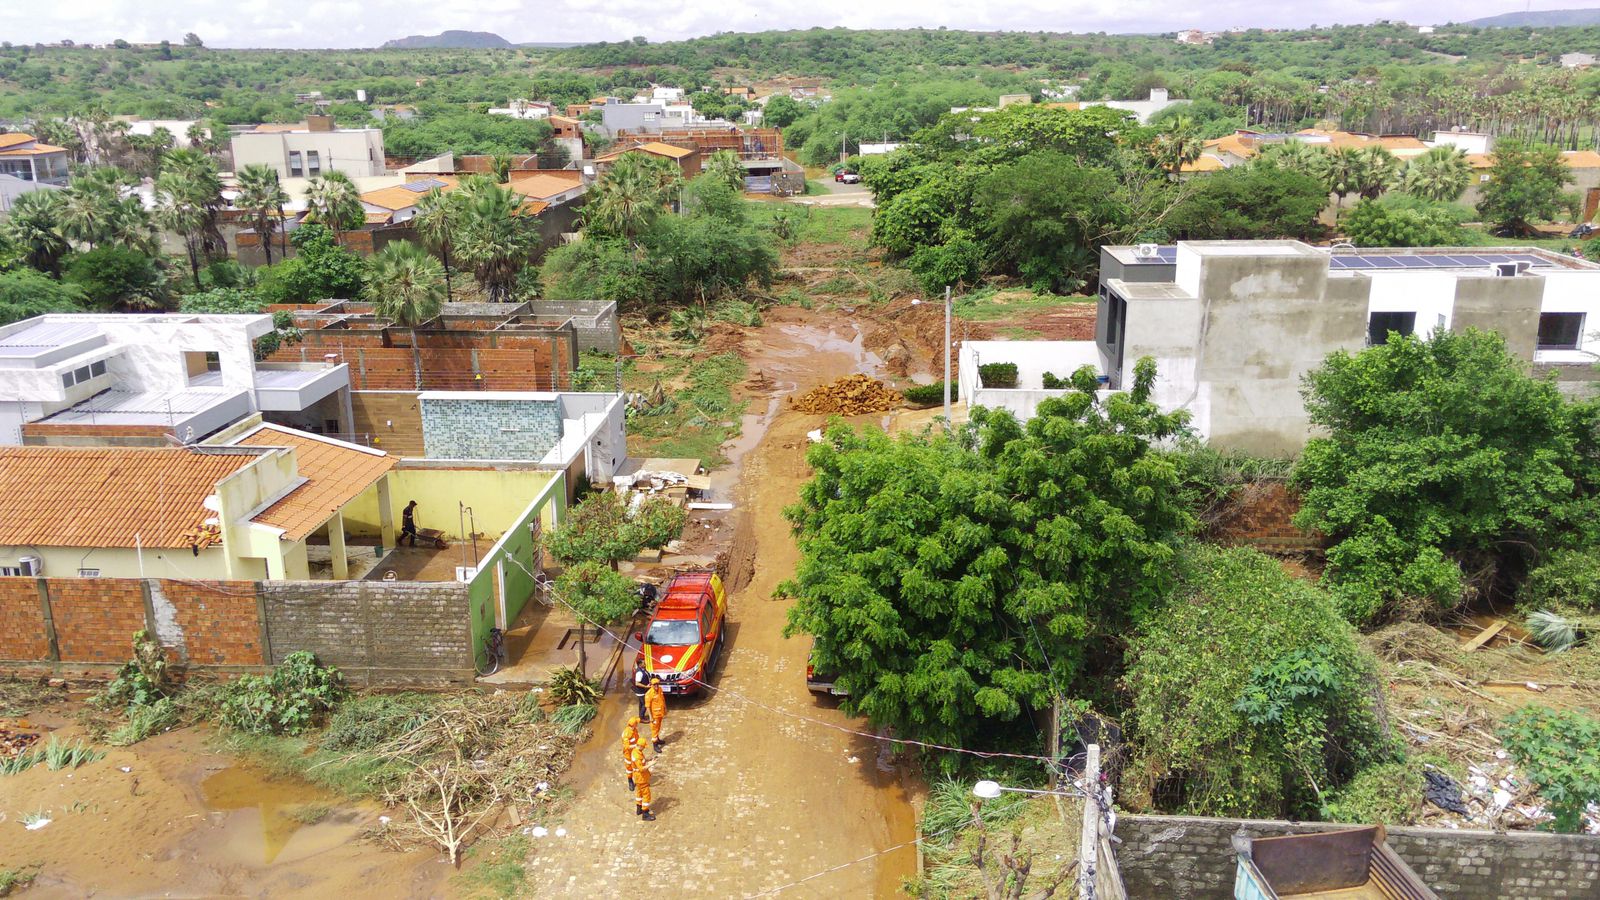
(1, 721), (40, 760)
(790, 374), (900, 416)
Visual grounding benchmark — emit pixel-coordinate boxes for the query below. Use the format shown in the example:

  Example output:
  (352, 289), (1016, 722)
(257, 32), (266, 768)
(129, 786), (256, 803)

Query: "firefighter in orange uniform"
(621, 716), (643, 789)
(645, 676), (667, 752)
(629, 742), (656, 821)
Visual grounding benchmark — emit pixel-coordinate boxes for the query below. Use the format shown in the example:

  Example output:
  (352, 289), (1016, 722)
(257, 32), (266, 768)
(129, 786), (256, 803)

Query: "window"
(306, 150), (321, 177)
(90, 360), (106, 378)
(0, 566), (20, 577)
(1538, 312), (1586, 350)
(288, 150), (304, 177)
(1367, 311), (1417, 346)
(73, 365), (91, 383)
(204, 351), (221, 372)
(61, 373), (73, 388)
(77, 568), (100, 578)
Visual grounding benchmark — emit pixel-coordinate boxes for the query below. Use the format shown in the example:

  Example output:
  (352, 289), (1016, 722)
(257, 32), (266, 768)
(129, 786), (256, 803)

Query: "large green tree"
(1477, 140), (1577, 235)
(453, 177), (539, 303)
(0, 268), (88, 324)
(236, 163), (291, 266)
(63, 246), (166, 311)
(1402, 146), (1472, 203)
(363, 241), (445, 326)
(783, 359), (1192, 754)
(1168, 165), (1327, 241)
(546, 491), (687, 571)
(1294, 329), (1600, 625)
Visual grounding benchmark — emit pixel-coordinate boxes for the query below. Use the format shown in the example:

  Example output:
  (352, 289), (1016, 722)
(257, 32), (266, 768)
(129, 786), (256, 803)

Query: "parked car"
(806, 642), (848, 696)
(635, 571), (726, 696)
(839, 171), (861, 184)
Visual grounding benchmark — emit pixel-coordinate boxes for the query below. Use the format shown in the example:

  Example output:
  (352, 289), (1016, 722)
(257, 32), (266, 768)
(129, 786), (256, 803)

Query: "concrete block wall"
(537, 301), (621, 353)
(421, 396), (562, 460)
(260, 581), (471, 687)
(1116, 814), (1600, 900)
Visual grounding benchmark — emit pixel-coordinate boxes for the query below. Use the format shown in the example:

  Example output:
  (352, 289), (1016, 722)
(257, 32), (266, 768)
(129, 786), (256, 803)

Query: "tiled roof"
(1180, 155), (1226, 173)
(360, 175), (462, 211)
(0, 447), (255, 549)
(0, 133), (35, 149)
(507, 170), (583, 200)
(0, 144), (66, 156)
(1463, 151), (1600, 170)
(234, 424), (395, 541)
(250, 123), (308, 133)
(598, 141), (695, 161)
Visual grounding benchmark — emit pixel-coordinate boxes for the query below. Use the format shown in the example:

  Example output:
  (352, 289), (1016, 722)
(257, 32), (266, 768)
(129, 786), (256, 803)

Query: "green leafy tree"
(972, 152), (1121, 293)
(236, 164), (290, 266)
(1168, 165), (1327, 241)
(761, 94), (805, 129)
(783, 358), (1192, 755)
(554, 560), (640, 675)
(1498, 706), (1600, 833)
(1477, 140), (1577, 236)
(1293, 329), (1600, 624)
(1, 189), (69, 275)
(63, 246), (166, 311)
(702, 149), (746, 193)
(1125, 545), (1394, 819)
(1341, 195), (1471, 247)
(546, 491), (687, 571)
(363, 241), (445, 327)
(1402, 146), (1472, 203)
(907, 229), (985, 294)
(256, 223), (365, 304)
(0, 268), (88, 324)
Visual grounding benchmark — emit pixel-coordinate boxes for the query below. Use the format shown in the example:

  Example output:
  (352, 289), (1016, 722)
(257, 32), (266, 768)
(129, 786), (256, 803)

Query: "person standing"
(629, 742), (656, 821)
(630, 656), (650, 719)
(621, 715), (643, 789)
(645, 675), (667, 752)
(401, 500), (419, 547)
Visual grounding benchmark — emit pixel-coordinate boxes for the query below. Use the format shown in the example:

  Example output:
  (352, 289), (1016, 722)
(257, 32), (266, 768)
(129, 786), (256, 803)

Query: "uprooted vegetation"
(911, 778), (1079, 900)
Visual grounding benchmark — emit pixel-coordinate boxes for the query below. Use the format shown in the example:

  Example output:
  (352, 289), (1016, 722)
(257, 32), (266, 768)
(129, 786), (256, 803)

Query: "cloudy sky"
(6, 1), (1570, 48)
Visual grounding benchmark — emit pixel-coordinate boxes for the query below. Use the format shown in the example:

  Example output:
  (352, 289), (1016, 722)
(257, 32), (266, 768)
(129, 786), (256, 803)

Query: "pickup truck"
(806, 641), (849, 696)
(636, 571), (727, 696)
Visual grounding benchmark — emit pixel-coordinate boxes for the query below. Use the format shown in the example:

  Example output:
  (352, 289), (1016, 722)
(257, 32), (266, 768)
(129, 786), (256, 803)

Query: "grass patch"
(456, 832), (531, 899)
(286, 803), (332, 825)
(106, 696), (180, 746)
(749, 202), (873, 246)
(0, 678), (64, 717)
(0, 866), (37, 896)
(914, 782), (1077, 900)
(215, 731), (407, 799)
(40, 736), (103, 771)
(953, 287), (1091, 322)
(626, 352), (748, 468)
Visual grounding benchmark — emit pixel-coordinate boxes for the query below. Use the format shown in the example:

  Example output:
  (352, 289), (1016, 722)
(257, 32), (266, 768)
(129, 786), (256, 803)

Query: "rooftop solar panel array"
(1329, 253), (1554, 270)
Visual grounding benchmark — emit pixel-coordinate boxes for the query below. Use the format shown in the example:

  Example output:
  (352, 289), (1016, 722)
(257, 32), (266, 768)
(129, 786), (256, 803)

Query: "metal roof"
(0, 321), (102, 354)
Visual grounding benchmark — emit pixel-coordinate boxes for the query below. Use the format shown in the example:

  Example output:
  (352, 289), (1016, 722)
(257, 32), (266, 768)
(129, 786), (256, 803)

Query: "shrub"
(320, 693), (437, 752)
(902, 382), (958, 407)
(1322, 756), (1452, 825)
(550, 703), (597, 735)
(106, 697), (180, 746)
(977, 362), (1018, 388)
(1041, 371), (1067, 389)
(546, 666), (601, 706)
(1518, 548), (1600, 614)
(1499, 706), (1600, 833)
(218, 651), (346, 735)
(96, 630), (173, 712)
(1124, 545), (1395, 819)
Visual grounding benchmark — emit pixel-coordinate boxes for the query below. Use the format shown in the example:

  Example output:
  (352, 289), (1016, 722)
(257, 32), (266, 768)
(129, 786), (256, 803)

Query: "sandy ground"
(525, 311), (920, 899)
(0, 719), (447, 899)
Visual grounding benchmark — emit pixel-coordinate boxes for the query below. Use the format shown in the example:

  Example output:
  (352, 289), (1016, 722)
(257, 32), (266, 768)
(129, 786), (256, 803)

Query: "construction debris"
(790, 374), (900, 416)
(1, 721), (41, 761)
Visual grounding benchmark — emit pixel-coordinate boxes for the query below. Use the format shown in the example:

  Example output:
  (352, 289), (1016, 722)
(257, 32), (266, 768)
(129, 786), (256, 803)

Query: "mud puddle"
(199, 764), (368, 865)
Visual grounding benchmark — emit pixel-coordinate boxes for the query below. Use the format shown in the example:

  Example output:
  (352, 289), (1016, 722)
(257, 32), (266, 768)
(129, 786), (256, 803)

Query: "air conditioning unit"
(18, 555), (42, 576)
(1135, 243), (1160, 259)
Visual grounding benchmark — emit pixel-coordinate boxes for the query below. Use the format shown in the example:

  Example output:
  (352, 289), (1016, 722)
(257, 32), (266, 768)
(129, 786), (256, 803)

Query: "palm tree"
(454, 177), (537, 303)
(1256, 140), (1324, 177)
(412, 187), (465, 302)
(303, 170), (363, 243)
(364, 241), (446, 327)
(1353, 146), (1401, 201)
(1322, 146), (1365, 208)
(160, 149), (226, 258)
(56, 177), (118, 248)
(2, 190), (69, 275)
(154, 168), (210, 289)
(703, 149), (746, 192)
(585, 153), (681, 240)
(1402, 146), (1473, 203)
(236, 164), (290, 265)
(1150, 117), (1204, 176)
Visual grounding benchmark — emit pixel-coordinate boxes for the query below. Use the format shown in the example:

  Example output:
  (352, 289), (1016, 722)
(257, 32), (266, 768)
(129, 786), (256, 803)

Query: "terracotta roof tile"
(234, 425), (395, 541)
(0, 133), (35, 149)
(360, 175), (462, 211)
(597, 141), (695, 162)
(0, 447), (256, 549)
(506, 170), (583, 200)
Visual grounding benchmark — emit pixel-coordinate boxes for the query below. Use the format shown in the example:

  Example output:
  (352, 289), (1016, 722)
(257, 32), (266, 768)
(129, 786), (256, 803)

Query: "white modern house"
(230, 116), (387, 180)
(962, 241), (1600, 456)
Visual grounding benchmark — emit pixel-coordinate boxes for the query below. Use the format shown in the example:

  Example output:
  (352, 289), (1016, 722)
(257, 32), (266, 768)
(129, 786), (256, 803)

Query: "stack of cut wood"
(791, 374), (900, 416)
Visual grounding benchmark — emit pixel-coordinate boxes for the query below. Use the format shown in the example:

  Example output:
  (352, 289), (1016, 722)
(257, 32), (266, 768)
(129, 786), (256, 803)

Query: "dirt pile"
(790, 374), (901, 415)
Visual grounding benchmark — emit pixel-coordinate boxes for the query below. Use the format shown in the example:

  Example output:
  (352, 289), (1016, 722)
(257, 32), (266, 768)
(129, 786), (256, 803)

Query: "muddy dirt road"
(526, 310), (919, 898)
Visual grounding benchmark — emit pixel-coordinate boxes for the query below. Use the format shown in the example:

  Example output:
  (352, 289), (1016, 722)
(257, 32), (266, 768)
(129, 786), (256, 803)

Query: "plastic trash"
(1425, 770), (1470, 814)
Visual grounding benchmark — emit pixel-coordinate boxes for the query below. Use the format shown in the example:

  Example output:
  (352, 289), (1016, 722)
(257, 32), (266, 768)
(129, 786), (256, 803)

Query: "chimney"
(306, 114), (334, 133)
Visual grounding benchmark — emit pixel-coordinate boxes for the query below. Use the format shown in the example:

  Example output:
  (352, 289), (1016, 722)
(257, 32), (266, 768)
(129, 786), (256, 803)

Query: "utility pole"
(943, 285), (952, 426)
(840, 131), (847, 164)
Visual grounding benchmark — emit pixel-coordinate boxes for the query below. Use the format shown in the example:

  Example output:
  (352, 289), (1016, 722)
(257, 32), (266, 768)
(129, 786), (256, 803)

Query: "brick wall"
(0, 579), (49, 660)
(260, 581), (471, 687)
(421, 396), (562, 460)
(266, 332), (572, 391)
(153, 581), (265, 666)
(48, 579), (147, 663)
(1117, 814), (1600, 900)
(1202, 481), (1319, 551)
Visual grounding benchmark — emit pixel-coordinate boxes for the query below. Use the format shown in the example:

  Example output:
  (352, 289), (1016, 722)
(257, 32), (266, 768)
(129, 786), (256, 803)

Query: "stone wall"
(0, 577), (471, 687)
(1117, 814), (1600, 900)
(420, 396), (562, 460)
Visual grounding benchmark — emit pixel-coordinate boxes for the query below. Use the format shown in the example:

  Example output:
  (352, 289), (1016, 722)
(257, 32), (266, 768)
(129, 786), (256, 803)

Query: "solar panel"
(1329, 257), (1352, 269)
(402, 179), (447, 192)
(1395, 256), (1432, 268)
(1366, 256), (1404, 268)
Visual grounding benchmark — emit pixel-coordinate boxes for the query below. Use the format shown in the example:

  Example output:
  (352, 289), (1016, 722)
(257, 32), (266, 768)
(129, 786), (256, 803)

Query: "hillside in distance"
(381, 30), (514, 49)
(1464, 8), (1600, 27)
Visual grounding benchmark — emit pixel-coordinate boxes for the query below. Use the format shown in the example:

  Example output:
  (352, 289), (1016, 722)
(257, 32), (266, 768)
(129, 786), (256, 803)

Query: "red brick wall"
(0, 579), (48, 660)
(1204, 482), (1320, 551)
(48, 579), (147, 663)
(22, 423), (173, 438)
(158, 581), (265, 666)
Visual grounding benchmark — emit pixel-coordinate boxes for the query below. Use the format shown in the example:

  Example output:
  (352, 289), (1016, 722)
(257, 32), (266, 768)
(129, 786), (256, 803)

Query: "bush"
(96, 630), (173, 712)
(546, 666), (601, 706)
(1499, 706), (1600, 833)
(1518, 548), (1600, 614)
(902, 382), (959, 407)
(549, 702), (597, 735)
(1322, 756), (1452, 825)
(1341, 195), (1471, 248)
(320, 693), (437, 752)
(63, 246), (167, 311)
(106, 697), (180, 746)
(1124, 545), (1395, 819)
(977, 362), (1018, 388)
(218, 651), (346, 735)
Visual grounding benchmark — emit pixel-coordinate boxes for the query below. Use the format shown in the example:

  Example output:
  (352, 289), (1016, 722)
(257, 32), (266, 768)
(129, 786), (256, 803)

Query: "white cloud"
(2, 0), (1563, 48)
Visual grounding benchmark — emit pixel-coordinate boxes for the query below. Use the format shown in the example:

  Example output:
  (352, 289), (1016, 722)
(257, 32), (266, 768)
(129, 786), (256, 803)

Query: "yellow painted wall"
(0, 544), (232, 580)
(342, 468), (557, 541)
